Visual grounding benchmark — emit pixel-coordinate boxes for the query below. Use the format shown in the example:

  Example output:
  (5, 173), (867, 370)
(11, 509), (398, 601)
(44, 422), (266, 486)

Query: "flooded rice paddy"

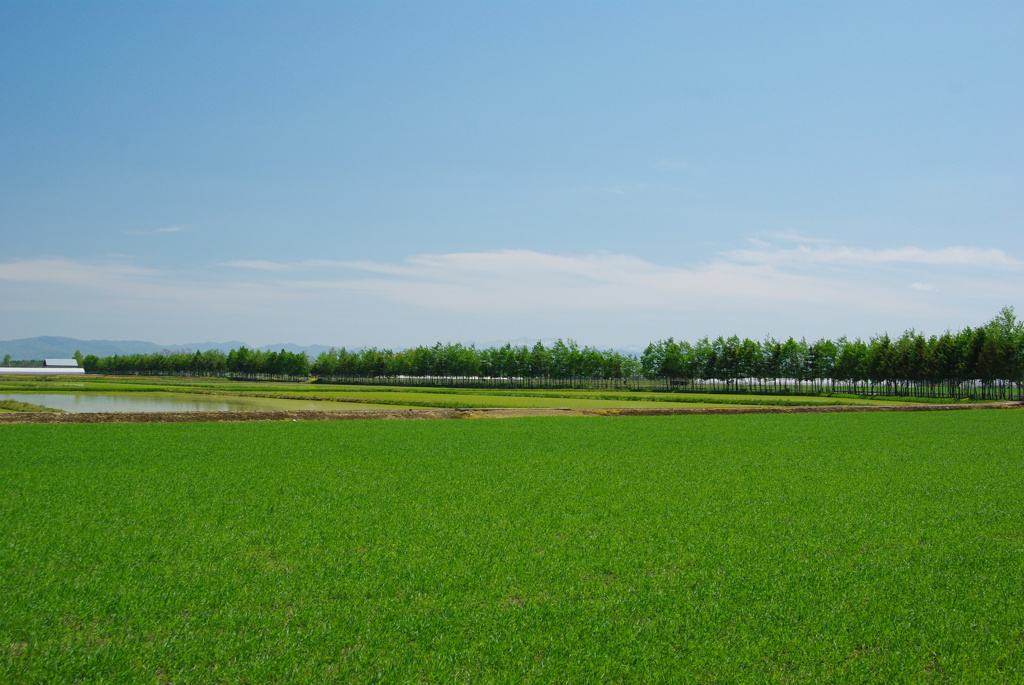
(0, 392), (368, 413)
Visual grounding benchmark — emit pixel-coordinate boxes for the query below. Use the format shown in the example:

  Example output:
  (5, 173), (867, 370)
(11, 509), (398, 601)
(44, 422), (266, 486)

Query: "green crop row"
(2, 411), (1023, 681)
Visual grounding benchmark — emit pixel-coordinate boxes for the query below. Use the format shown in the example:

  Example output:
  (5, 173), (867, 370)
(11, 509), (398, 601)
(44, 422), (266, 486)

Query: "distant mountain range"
(0, 336), (335, 361)
(1, 336), (645, 361)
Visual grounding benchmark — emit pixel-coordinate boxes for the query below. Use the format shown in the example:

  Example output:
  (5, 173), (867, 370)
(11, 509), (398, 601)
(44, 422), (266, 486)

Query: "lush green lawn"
(2, 411), (1022, 682)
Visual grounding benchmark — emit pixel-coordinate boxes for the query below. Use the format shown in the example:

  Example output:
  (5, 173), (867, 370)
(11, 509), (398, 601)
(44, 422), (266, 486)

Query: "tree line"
(309, 339), (639, 384)
(639, 308), (1022, 399)
(78, 307), (1023, 399)
(82, 347), (311, 379)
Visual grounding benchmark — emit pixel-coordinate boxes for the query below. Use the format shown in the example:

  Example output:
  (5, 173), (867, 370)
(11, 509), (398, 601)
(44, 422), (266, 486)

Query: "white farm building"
(0, 359), (86, 376)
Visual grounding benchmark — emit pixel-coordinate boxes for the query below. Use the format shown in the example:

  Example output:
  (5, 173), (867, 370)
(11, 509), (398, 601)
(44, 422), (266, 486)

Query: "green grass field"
(0, 400), (59, 413)
(2, 411), (1023, 682)
(1, 375), (944, 412)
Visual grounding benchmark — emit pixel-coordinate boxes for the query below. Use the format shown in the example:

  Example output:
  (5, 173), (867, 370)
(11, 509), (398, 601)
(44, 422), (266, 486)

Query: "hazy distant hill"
(0, 336), (333, 361)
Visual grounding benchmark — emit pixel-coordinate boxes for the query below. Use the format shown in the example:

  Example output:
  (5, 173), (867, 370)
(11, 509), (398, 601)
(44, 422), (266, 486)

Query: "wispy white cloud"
(251, 244), (1012, 319)
(122, 225), (184, 236)
(0, 257), (156, 287)
(1, 240), (1020, 345)
(767, 231), (837, 246)
(727, 244), (1022, 269)
(222, 260), (292, 271)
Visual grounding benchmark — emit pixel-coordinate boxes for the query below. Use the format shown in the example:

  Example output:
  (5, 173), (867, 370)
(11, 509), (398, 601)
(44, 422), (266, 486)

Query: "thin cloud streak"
(728, 244), (1022, 269)
(122, 226), (184, 236)
(0, 257), (289, 305)
(0, 258), (156, 287)
(223, 260), (293, 271)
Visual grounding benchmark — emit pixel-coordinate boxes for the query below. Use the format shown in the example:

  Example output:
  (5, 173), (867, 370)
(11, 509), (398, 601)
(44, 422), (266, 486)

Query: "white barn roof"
(45, 359), (81, 367)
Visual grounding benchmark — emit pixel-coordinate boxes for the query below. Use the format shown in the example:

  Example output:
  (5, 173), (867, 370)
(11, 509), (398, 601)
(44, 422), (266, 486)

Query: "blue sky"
(2, 1), (1021, 349)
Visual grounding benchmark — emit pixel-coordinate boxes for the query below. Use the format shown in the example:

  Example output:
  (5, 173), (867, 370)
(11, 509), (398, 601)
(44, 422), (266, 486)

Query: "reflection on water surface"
(0, 392), (350, 413)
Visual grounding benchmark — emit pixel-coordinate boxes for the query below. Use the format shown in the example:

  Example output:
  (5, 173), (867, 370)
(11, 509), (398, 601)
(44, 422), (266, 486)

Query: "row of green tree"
(639, 310), (1022, 398)
(81, 340), (634, 382)
(82, 347), (311, 378)
(309, 339), (639, 381)
(78, 307), (1023, 398)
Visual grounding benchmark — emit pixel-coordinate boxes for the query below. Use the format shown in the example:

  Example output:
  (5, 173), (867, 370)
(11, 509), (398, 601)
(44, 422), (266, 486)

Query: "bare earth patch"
(0, 403), (1020, 424)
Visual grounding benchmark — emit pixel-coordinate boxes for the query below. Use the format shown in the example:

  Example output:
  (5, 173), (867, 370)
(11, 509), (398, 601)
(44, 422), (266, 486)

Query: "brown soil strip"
(0, 402), (1020, 424)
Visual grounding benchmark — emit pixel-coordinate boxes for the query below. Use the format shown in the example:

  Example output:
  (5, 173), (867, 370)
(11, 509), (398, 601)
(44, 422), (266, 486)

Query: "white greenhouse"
(0, 359), (86, 376)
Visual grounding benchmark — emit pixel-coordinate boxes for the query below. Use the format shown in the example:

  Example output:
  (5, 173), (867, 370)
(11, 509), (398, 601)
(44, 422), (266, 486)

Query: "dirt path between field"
(0, 402), (1020, 424)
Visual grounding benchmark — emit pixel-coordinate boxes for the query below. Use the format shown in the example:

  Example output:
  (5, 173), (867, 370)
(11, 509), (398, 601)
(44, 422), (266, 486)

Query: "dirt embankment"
(0, 402), (1020, 424)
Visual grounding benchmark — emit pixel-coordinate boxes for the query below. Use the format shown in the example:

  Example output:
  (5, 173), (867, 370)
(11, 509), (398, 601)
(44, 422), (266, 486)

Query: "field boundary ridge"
(1, 402), (1021, 424)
